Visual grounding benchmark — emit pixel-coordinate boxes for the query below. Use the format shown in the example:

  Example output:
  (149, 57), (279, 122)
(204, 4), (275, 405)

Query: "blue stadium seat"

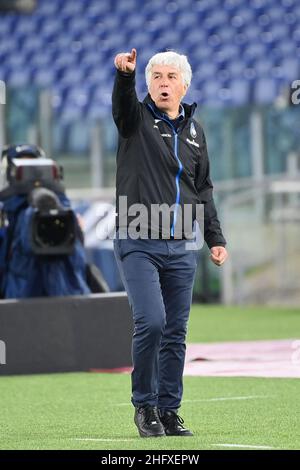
(5, 43), (24, 64)
(34, 1), (58, 16)
(21, 36), (45, 54)
(128, 31), (153, 50)
(60, 68), (84, 87)
(136, 48), (156, 71)
(7, 68), (31, 87)
(144, 12), (171, 31)
(204, 10), (229, 32)
(254, 77), (278, 104)
(175, 12), (199, 32)
(243, 42), (266, 61)
(227, 60), (245, 79)
(230, 78), (251, 105)
(280, 57), (299, 80)
(29, 51), (53, 68)
(34, 68), (56, 87)
(52, 51), (77, 70)
(0, 37), (16, 56)
(116, 0), (137, 14)
(14, 16), (37, 35)
(153, 30), (181, 50)
(59, 1), (85, 17)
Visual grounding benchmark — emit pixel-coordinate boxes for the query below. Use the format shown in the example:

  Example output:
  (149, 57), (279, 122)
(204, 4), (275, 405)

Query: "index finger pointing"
(130, 48), (137, 61)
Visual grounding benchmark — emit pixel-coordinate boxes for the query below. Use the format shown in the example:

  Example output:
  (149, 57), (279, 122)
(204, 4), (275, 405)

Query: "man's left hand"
(210, 246), (228, 266)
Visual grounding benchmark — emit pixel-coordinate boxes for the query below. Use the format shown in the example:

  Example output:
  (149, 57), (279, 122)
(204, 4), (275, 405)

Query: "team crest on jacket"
(190, 122), (197, 139)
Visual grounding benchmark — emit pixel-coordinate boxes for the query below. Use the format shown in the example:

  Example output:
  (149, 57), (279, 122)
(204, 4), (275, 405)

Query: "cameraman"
(0, 144), (91, 298)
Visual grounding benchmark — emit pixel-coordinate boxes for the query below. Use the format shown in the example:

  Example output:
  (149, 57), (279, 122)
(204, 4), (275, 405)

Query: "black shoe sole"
(137, 428), (166, 438)
(165, 431), (194, 437)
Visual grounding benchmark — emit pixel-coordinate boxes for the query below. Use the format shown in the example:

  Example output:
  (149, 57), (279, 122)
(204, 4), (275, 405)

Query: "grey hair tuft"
(145, 51), (192, 89)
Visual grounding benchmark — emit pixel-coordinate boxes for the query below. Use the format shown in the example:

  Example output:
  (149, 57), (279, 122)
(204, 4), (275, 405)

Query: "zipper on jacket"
(171, 132), (183, 237)
(147, 104), (183, 237)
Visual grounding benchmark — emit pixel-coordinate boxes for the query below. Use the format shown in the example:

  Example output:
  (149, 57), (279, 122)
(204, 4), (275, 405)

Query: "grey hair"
(145, 51), (192, 89)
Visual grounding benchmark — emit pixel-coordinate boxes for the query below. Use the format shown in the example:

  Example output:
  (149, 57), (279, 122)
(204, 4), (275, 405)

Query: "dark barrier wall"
(0, 293), (133, 375)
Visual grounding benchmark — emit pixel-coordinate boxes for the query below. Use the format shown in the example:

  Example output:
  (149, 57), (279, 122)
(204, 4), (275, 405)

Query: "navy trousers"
(113, 235), (197, 412)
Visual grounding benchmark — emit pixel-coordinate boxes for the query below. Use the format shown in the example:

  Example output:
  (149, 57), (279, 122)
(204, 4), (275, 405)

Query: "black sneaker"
(134, 405), (166, 438)
(160, 410), (193, 436)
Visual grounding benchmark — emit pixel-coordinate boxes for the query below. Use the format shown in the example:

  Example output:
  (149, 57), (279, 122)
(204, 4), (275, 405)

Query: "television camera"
(0, 144), (76, 255)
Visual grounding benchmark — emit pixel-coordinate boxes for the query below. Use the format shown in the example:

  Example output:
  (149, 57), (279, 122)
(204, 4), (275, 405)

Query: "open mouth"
(160, 92), (170, 99)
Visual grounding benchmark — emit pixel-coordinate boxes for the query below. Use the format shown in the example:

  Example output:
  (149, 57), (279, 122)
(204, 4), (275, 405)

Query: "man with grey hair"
(112, 49), (227, 438)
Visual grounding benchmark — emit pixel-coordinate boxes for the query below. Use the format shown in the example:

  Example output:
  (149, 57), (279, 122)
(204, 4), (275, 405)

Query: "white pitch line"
(183, 395), (273, 403)
(114, 395), (272, 406)
(212, 443), (275, 449)
(73, 438), (136, 442)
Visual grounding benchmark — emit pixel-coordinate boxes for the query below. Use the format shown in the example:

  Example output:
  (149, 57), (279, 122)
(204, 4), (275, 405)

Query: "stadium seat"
(254, 77), (278, 104)
(230, 79), (250, 105)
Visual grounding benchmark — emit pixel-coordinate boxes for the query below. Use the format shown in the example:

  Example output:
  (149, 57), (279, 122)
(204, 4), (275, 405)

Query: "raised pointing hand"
(114, 48), (137, 73)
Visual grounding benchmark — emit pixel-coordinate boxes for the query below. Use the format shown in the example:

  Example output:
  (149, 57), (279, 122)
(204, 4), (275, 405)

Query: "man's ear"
(182, 84), (188, 98)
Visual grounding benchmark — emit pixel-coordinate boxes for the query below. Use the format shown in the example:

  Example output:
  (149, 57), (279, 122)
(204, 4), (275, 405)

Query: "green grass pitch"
(0, 305), (300, 450)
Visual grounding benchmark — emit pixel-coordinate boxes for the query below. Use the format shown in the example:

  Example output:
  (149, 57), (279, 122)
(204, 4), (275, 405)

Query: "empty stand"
(0, 0), (299, 121)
